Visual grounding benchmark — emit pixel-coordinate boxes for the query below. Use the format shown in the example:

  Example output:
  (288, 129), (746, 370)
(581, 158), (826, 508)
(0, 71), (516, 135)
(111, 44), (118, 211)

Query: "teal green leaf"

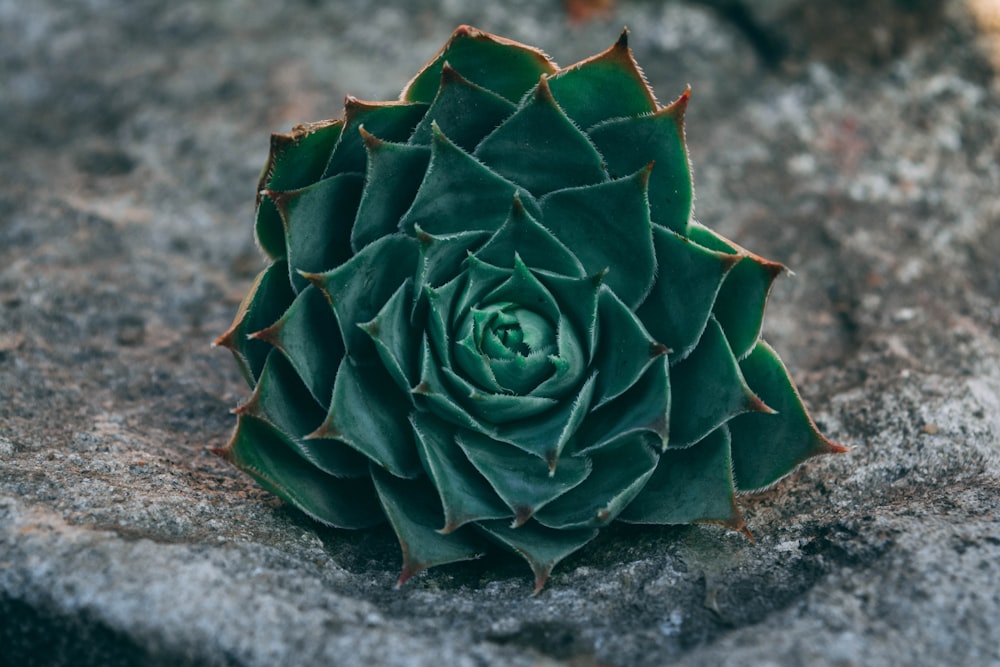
(573, 356), (670, 454)
(402, 25), (557, 104)
(547, 30), (656, 130)
(587, 92), (692, 233)
(410, 63), (517, 151)
(686, 222), (785, 359)
(352, 131), (430, 251)
(371, 466), (486, 586)
(496, 373), (597, 469)
(443, 365), (559, 422)
(221, 415), (383, 529)
(399, 125), (527, 236)
(414, 335), (483, 432)
(359, 279), (416, 394)
(539, 166), (656, 309)
(535, 269), (603, 363)
(250, 284), (343, 406)
(637, 225), (738, 363)
(237, 351), (367, 478)
(535, 435), (658, 530)
(414, 227), (491, 298)
(311, 357), (421, 479)
(474, 196), (585, 277)
(410, 412), (512, 532)
(480, 255), (560, 323)
(730, 340), (847, 492)
(619, 425), (744, 530)
(323, 98), (427, 177)
(215, 259), (295, 384)
(304, 233), (419, 363)
(530, 313), (587, 399)
(254, 120), (344, 260)
(476, 520), (598, 594)
(668, 317), (772, 448)
(269, 172), (363, 292)
(456, 431), (591, 526)
(592, 286), (666, 407)
(475, 77), (608, 196)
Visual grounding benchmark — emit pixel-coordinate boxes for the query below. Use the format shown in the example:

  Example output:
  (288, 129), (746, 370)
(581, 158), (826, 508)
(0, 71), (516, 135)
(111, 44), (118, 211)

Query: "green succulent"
(215, 26), (845, 592)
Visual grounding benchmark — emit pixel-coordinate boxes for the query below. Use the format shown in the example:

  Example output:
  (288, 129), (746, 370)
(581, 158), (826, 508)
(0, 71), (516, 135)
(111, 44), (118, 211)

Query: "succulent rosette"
(215, 26), (845, 591)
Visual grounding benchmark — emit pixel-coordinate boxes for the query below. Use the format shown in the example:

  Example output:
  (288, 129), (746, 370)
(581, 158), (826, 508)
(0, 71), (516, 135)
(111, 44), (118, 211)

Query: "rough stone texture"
(2, 1), (998, 666)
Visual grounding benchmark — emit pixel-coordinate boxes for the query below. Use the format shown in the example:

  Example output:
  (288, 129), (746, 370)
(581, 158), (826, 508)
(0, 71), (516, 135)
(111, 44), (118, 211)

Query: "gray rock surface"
(1, 0), (998, 665)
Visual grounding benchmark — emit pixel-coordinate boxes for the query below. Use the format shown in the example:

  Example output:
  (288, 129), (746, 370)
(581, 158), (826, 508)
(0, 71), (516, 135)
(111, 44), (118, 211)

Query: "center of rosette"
(455, 301), (558, 395)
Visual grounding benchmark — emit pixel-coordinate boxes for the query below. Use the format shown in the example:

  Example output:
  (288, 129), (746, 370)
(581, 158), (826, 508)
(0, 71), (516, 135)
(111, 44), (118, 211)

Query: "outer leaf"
(410, 63), (517, 151)
(255, 120), (344, 259)
(476, 520), (598, 594)
(323, 98), (427, 177)
(402, 25), (557, 104)
(535, 435), (658, 530)
(587, 91), (692, 233)
(219, 416), (383, 529)
(371, 466), (486, 586)
(730, 340), (848, 491)
(214, 259), (295, 384)
(236, 351), (367, 478)
(539, 166), (656, 309)
(547, 29), (656, 130)
(304, 233), (419, 363)
(686, 222), (785, 359)
(310, 358), (421, 479)
(268, 173), (363, 292)
(352, 131), (430, 251)
(410, 412), (512, 532)
(668, 317), (772, 448)
(399, 125), (528, 236)
(250, 284), (344, 406)
(619, 425), (744, 531)
(637, 225), (738, 363)
(475, 77), (608, 197)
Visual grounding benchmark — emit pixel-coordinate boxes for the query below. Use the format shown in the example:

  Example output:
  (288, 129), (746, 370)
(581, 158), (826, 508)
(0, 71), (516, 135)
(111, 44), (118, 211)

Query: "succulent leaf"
(218, 26), (845, 591)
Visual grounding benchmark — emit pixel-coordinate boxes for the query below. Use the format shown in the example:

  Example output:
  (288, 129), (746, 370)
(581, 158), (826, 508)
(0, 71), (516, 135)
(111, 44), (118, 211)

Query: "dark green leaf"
(474, 195), (585, 277)
(637, 225), (737, 363)
(311, 357), (421, 479)
(573, 356), (670, 454)
(305, 233), (419, 363)
(730, 340), (847, 491)
(237, 351), (367, 478)
(587, 92), (692, 233)
(414, 227), (491, 298)
(592, 286), (665, 407)
(269, 173), (363, 292)
(685, 222), (785, 359)
(399, 125), (527, 236)
(535, 435), (658, 530)
(475, 77), (607, 196)
(410, 412), (512, 532)
(214, 259), (295, 385)
(221, 415), (383, 529)
(402, 25), (557, 104)
(410, 63), (517, 151)
(534, 270), (603, 363)
(619, 425), (744, 530)
(323, 98), (427, 177)
(668, 317), (771, 448)
(547, 30), (656, 130)
(352, 132), (430, 251)
(476, 520), (598, 594)
(371, 466), (486, 586)
(539, 166), (656, 309)
(359, 279), (417, 394)
(250, 284), (343, 406)
(455, 431), (590, 526)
